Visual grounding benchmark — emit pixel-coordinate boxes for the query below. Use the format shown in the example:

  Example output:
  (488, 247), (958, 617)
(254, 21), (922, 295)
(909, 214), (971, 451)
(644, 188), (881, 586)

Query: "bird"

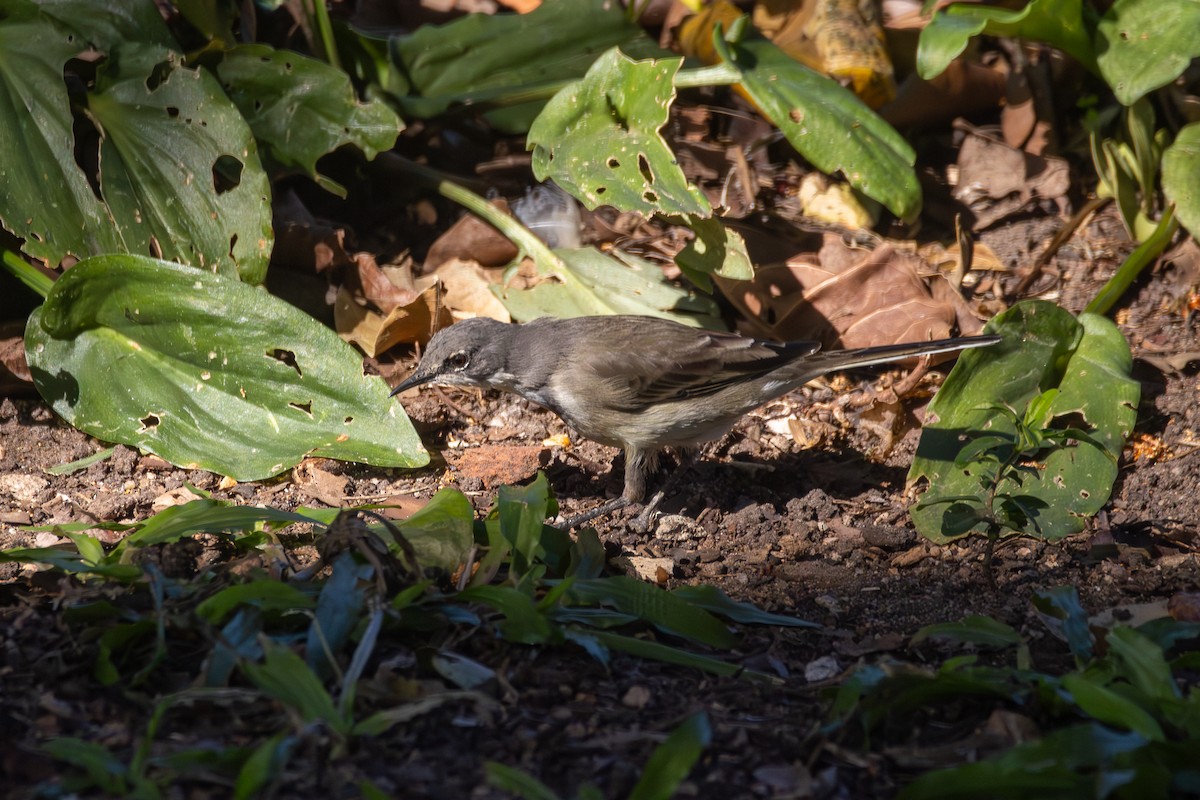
(391, 315), (1000, 526)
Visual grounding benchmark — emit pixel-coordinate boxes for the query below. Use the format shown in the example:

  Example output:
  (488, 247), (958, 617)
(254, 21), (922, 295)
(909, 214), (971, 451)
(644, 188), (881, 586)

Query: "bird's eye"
(446, 351), (470, 371)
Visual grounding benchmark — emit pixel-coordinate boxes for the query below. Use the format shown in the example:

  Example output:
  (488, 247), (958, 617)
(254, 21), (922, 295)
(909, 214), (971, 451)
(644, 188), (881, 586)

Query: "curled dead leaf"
(718, 234), (972, 347)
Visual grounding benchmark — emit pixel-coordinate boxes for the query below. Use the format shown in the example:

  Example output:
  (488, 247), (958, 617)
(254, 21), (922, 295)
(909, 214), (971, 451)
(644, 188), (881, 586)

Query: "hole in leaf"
(643, 190), (658, 203)
(148, 236), (162, 259)
(1079, 489), (1090, 499)
(228, 233), (238, 259)
(267, 348), (302, 376)
(344, 416), (354, 424)
(144, 60), (172, 92)
(607, 157), (620, 169)
(139, 413), (160, 431)
(212, 155), (243, 194)
(638, 154), (654, 185)
(67, 88), (103, 201)
(289, 401), (313, 415)
(166, 106), (179, 118)
(595, 186), (606, 195)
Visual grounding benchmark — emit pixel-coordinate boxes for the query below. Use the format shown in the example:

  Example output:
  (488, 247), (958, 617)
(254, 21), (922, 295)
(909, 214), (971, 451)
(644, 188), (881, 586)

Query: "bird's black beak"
(389, 371), (433, 397)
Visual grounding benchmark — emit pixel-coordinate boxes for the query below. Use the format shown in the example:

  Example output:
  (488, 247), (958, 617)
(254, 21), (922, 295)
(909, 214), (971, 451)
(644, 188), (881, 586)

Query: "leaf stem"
(673, 63), (742, 89)
(1085, 206), (1178, 316)
(304, 0), (341, 70)
(376, 154), (633, 326)
(1, 249), (53, 298)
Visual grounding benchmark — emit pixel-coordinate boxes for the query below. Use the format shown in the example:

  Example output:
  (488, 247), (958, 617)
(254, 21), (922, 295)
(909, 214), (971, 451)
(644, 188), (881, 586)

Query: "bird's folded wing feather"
(589, 331), (822, 409)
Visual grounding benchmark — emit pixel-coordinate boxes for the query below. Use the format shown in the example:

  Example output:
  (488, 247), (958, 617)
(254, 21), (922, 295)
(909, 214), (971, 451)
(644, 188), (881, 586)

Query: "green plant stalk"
(673, 63), (742, 89)
(1, 249), (52, 298)
(1085, 206), (1178, 316)
(304, 0), (341, 71)
(386, 155), (612, 309)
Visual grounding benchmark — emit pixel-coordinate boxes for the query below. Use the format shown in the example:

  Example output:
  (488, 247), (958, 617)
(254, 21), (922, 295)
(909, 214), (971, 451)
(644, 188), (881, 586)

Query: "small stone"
(804, 655), (840, 683)
(621, 685), (652, 709)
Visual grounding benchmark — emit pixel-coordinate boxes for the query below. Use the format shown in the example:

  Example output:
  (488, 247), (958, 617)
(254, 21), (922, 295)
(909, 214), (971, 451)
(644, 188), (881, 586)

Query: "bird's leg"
(558, 447), (649, 530)
(629, 447), (701, 532)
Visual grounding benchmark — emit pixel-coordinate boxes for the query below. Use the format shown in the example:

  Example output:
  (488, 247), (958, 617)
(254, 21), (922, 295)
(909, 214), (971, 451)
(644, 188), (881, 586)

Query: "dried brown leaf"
(718, 235), (960, 347)
(432, 258), (511, 322)
(425, 199), (520, 272)
(954, 126), (1070, 229)
(335, 275), (449, 356)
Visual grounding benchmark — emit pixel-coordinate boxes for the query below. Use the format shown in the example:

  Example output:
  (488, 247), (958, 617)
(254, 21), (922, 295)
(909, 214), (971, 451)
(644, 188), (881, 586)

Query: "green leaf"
(1060, 673), (1165, 742)
(917, 0), (1097, 81)
(85, 47), (273, 282)
(390, 488), (476, 571)
(457, 585), (555, 644)
(585, 629), (771, 681)
(234, 734), (293, 800)
(529, 49), (709, 217)
(45, 446), (117, 476)
(567, 576), (737, 649)
(120, 501), (320, 550)
(899, 723), (1149, 799)
(217, 44), (404, 198)
(429, 651), (496, 690)
(671, 584), (818, 628)
(912, 616), (1025, 648)
(0, 546), (142, 580)
(1163, 122), (1200, 241)
(1106, 627), (1180, 702)
(28, 0), (176, 52)
(495, 473), (558, 576)
(241, 639), (347, 735)
(41, 738), (129, 795)
(628, 712), (711, 800)
(387, 0), (664, 133)
(196, 582), (315, 626)
(1097, 0), (1200, 105)
(714, 28), (920, 221)
(0, 3), (271, 279)
(1032, 586), (1095, 664)
(0, 6), (123, 266)
(95, 619), (156, 686)
(909, 301), (1138, 542)
(207, 607), (264, 687)
(496, 247), (723, 326)
(672, 217), (755, 290)
(486, 762), (562, 800)
(307, 551), (370, 678)
(26, 255), (428, 480)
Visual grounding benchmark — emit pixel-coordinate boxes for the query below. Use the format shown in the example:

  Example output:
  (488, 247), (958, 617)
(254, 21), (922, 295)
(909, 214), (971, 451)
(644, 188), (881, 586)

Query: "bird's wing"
(589, 329), (822, 410)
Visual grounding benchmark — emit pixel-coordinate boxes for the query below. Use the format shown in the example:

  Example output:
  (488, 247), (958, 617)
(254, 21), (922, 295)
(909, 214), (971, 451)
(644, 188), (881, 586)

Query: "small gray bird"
(392, 316), (999, 524)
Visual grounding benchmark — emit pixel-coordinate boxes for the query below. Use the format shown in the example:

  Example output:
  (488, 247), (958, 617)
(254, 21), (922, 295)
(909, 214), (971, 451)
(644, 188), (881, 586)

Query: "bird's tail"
(796, 334), (1002, 374)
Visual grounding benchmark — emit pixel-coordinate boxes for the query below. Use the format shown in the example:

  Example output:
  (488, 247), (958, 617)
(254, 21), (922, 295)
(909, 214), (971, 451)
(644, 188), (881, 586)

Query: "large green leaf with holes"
(908, 301), (1138, 542)
(216, 44), (404, 198)
(1096, 0), (1200, 105)
(0, 1), (271, 281)
(26, 255), (428, 480)
(528, 49), (709, 217)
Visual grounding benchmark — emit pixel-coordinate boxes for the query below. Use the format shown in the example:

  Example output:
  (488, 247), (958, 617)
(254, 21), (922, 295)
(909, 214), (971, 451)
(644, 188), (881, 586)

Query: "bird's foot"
(558, 496), (632, 530)
(628, 489), (666, 533)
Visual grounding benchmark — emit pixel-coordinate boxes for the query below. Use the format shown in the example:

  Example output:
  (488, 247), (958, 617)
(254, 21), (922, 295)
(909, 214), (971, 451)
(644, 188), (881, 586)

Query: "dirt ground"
(2, 205), (1200, 797)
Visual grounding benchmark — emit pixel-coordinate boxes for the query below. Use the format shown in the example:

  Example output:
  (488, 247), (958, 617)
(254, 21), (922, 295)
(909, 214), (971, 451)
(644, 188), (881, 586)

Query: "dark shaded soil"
(2, 206), (1200, 798)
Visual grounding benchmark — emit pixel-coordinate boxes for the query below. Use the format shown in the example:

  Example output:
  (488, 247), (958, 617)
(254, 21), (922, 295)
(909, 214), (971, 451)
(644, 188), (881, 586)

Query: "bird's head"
(390, 317), (515, 396)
